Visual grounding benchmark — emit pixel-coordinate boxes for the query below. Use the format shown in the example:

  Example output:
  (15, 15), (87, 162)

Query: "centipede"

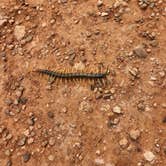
(34, 67), (110, 83)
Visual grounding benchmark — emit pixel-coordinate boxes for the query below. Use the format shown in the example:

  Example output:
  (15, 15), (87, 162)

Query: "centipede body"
(35, 68), (109, 80)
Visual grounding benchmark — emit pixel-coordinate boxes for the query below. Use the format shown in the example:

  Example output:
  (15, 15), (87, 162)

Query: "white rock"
(113, 106), (122, 114)
(143, 151), (155, 162)
(129, 129), (141, 140)
(14, 25), (25, 40)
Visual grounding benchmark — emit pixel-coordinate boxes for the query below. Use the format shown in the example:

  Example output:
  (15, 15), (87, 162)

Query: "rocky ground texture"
(0, 0), (166, 166)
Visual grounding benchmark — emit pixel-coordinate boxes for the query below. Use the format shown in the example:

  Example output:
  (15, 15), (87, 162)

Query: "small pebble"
(27, 137), (34, 144)
(5, 149), (11, 156)
(133, 45), (148, 58)
(49, 137), (55, 146)
(48, 155), (55, 161)
(14, 25), (25, 40)
(143, 151), (155, 162)
(119, 137), (128, 148)
(101, 12), (109, 17)
(129, 129), (141, 140)
(112, 106), (122, 114)
(17, 136), (27, 146)
(97, 0), (103, 7)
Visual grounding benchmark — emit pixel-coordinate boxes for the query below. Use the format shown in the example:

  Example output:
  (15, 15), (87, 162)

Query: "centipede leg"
(48, 76), (55, 84)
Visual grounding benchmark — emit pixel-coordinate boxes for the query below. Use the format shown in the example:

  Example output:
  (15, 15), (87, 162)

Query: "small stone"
(50, 19), (55, 24)
(96, 150), (101, 155)
(17, 136), (27, 146)
(97, 0), (103, 7)
(137, 100), (145, 111)
(41, 140), (48, 147)
(143, 151), (155, 162)
(133, 45), (148, 58)
(22, 152), (31, 162)
(15, 90), (23, 98)
(6, 133), (13, 140)
(0, 15), (7, 27)
(129, 129), (141, 140)
(129, 67), (139, 77)
(119, 138), (128, 148)
(150, 40), (158, 47)
(101, 12), (109, 17)
(112, 106), (122, 114)
(94, 158), (105, 165)
(48, 155), (55, 161)
(5, 149), (11, 156)
(27, 138), (34, 144)
(108, 117), (120, 127)
(27, 118), (35, 126)
(14, 25), (25, 40)
(49, 137), (55, 146)
(159, 71), (165, 78)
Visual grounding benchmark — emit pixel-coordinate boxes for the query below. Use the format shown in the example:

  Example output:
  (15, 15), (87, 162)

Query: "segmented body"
(35, 69), (109, 79)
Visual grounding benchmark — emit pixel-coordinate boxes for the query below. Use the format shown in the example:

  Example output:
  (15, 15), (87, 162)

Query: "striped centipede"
(34, 68), (110, 83)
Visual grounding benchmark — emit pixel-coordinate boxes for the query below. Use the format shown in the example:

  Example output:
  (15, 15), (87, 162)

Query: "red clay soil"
(0, 0), (166, 166)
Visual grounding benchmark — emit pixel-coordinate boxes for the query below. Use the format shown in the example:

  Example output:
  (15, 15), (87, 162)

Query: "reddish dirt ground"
(0, 0), (166, 166)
